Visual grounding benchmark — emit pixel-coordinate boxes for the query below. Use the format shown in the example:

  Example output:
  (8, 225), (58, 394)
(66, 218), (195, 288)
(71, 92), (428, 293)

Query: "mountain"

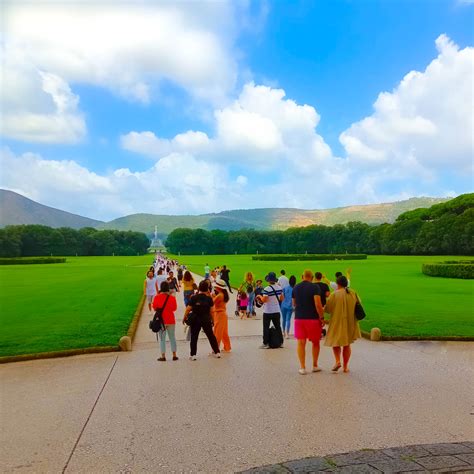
(98, 197), (449, 235)
(1, 189), (450, 235)
(0, 190), (103, 229)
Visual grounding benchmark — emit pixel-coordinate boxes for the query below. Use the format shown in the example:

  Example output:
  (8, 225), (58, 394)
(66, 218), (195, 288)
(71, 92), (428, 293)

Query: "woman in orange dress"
(212, 278), (232, 352)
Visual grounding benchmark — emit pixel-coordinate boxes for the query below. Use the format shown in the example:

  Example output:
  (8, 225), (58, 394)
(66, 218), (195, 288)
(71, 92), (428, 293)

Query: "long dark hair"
(289, 275), (297, 288)
(216, 286), (229, 303)
(183, 271), (193, 282)
(337, 275), (350, 293)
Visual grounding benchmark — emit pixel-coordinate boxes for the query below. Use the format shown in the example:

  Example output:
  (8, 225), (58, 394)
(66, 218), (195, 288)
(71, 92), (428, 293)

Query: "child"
(144, 270), (158, 312)
(239, 291), (249, 319)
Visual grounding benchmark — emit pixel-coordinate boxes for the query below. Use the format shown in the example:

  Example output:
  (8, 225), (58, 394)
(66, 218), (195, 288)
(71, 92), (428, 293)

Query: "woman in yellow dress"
(323, 276), (361, 373)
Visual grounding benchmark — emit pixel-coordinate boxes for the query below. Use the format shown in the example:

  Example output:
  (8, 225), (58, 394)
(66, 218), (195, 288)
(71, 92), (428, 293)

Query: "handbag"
(184, 311), (196, 326)
(354, 293), (366, 321)
(149, 294), (170, 332)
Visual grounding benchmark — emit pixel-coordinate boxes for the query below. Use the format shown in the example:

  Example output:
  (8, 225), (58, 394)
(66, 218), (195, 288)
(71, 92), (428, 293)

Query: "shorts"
(146, 295), (154, 304)
(294, 319), (322, 342)
(239, 305), (247, 311)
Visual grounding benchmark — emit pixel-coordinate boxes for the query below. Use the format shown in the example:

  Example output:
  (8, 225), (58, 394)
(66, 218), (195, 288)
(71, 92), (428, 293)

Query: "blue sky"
(1, 0), (473, 220)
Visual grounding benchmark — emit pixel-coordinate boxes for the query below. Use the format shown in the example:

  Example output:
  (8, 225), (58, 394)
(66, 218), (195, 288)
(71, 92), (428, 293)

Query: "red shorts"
(294, 319), (322, 342)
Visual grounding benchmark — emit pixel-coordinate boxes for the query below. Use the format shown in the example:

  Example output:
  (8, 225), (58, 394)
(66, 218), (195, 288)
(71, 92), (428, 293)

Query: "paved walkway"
(243, 442), (474, 473)
(1, 273), (473, 473)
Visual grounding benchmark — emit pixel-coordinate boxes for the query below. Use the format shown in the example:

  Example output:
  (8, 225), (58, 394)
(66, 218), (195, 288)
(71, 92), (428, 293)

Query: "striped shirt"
(262, 284), (283, 313)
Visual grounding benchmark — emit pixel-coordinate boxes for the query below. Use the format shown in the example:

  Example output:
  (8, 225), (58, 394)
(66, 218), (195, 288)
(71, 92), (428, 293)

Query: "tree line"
(165, 193), (473, 256)
(0, 225), (150, 257)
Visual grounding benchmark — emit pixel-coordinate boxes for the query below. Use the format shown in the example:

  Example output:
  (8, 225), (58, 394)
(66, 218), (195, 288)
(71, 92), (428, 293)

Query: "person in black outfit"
(219, 265), (233, 293)
(183, 280), (221, 360)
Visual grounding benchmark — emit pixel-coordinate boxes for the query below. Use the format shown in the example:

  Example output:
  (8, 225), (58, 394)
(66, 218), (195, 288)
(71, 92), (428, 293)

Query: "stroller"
(234, 292), (241, 317)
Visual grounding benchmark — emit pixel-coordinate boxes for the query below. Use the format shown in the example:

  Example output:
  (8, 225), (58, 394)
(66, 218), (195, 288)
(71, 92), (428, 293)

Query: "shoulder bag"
(149, 294), (170, 332)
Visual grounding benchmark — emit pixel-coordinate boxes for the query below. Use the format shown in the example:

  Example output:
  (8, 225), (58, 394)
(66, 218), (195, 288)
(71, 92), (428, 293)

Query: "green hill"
(98, 197), (449, 235)
(0, 190), (103, 229)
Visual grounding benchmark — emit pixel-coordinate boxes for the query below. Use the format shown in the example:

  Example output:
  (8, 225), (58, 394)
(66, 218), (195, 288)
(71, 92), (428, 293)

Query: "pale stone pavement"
(1, 273), (473, 473)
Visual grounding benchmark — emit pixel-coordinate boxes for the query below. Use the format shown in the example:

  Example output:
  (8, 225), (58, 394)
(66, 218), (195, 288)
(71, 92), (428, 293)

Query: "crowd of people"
(144, 254), (362, 374)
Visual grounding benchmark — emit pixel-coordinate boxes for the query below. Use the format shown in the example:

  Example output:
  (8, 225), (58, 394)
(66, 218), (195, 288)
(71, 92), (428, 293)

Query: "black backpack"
(268, 322), (283, 348)
(149, 295), (169, 333)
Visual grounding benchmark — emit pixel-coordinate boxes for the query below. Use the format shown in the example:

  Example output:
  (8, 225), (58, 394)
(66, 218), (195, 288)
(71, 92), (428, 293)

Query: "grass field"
(173, 254), (474, 338)
(0, 255), (152, 357)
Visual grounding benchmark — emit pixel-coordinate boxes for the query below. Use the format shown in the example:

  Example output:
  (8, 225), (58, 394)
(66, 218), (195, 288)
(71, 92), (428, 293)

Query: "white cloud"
(0, 70), (86, 143)
(1, 0), (247, 143)
(122, 82), (334, 171)
(340, 35), (473, 177)
(1, 36), (472, 218)
(0, 147), (247, 220)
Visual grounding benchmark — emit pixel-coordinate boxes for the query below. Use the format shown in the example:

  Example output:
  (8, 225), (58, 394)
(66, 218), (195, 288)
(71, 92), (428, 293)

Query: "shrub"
(422, 261), (474, 279)
(252, 254), (367, 261)
(0, 257), (67, 265)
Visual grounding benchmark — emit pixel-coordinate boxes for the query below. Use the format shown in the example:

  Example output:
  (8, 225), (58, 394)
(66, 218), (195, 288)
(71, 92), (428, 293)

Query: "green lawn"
(174, 254), (474, 338)
(0, 255), (153, 357)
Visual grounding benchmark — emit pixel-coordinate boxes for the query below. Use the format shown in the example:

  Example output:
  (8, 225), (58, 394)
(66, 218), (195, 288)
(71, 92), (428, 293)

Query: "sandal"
(331, 363), (342, 372)
(157, 357), (166, 362)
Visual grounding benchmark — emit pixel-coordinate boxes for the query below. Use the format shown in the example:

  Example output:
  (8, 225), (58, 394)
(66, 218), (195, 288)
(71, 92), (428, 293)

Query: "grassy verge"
(173, 254), (474, 338)
(0, 255), (152, 357)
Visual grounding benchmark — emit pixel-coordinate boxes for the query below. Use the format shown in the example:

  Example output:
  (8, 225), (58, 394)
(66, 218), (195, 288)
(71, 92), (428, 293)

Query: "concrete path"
(1, 273), (473, 473)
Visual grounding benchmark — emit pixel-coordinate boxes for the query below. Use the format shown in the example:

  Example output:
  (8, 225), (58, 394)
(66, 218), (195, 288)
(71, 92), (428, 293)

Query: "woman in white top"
(144, 270), (158, 312)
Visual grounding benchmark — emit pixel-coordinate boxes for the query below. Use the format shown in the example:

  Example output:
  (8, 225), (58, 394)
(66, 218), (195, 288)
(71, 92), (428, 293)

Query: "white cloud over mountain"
(0, 0), (472, 222)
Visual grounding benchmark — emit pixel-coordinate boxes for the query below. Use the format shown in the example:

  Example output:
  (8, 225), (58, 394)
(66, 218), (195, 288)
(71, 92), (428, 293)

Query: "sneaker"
(312, 367), (322, 373)
(212, 352), (221, 358)
(259, 344), (269, 349)
(189, 355), (197, 361)
(298, 368), (307, 375)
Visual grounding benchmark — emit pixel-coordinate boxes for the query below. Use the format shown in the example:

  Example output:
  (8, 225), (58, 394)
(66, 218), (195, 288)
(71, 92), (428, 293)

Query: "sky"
(1, 0), (473, 221)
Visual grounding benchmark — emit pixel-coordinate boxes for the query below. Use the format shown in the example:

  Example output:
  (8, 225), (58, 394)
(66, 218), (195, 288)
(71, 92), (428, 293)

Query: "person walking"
(323, 275), (361, 373)
(278, 269), (289, 288)
(238, 272), (255, 317)
(152, 281), (178, 361)
(220, 265), (233, 293)
(144, 270), (158, 312)
(212, 279), (232, 352)
(257, 272), (284, 349)
(182, 271), (195, 307)
(292, 269), (324, 375)
(281, 275), (296, 338)
(167, 271), (179, 295)
(183, 280), (221, 360)
(204, 263), (210, 279)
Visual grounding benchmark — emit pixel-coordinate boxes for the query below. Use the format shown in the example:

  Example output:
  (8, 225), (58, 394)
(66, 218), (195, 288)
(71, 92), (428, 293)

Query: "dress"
(213, 292), (231, 351)
(324, 289), (361, 347)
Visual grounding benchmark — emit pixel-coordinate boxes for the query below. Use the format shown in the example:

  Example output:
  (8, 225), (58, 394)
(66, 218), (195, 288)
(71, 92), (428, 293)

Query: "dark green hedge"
(252, 254), (367, 261)
(0, 257), (67, 265)
(422, 261), (474, 279)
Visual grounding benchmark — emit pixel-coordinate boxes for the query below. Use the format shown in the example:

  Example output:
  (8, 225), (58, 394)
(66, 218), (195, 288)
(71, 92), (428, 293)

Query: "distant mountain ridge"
(0, 189), (449, 235)
(0, 190), (103, 229)
(97, 197), (449, 234)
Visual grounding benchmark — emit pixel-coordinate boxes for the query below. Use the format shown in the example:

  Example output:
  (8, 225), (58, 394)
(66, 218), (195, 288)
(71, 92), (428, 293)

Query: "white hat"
(214, 278), (228, 289)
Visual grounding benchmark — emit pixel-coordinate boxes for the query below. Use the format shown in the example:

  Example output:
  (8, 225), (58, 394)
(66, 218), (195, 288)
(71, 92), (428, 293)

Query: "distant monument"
(149, 225), (164, 249)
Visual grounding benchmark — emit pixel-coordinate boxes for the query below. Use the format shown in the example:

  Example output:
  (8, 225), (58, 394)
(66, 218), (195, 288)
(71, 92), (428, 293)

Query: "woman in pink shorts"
(292, 270), (324, 375)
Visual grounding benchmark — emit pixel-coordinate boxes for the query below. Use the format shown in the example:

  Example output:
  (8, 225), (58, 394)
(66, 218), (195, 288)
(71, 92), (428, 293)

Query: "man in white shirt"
(257, 272), (284, 349)
(327, 268), (352, 291)
(277, 269), (289, 288)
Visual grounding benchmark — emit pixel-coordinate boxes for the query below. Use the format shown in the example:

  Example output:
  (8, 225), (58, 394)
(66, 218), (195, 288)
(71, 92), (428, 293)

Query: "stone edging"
(0, 346), (118, 364)
(360, 330), (474, 342)
(241, 441), (474, 473)
(126, 294), (146, 342)
(0, 294), (146, 364)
